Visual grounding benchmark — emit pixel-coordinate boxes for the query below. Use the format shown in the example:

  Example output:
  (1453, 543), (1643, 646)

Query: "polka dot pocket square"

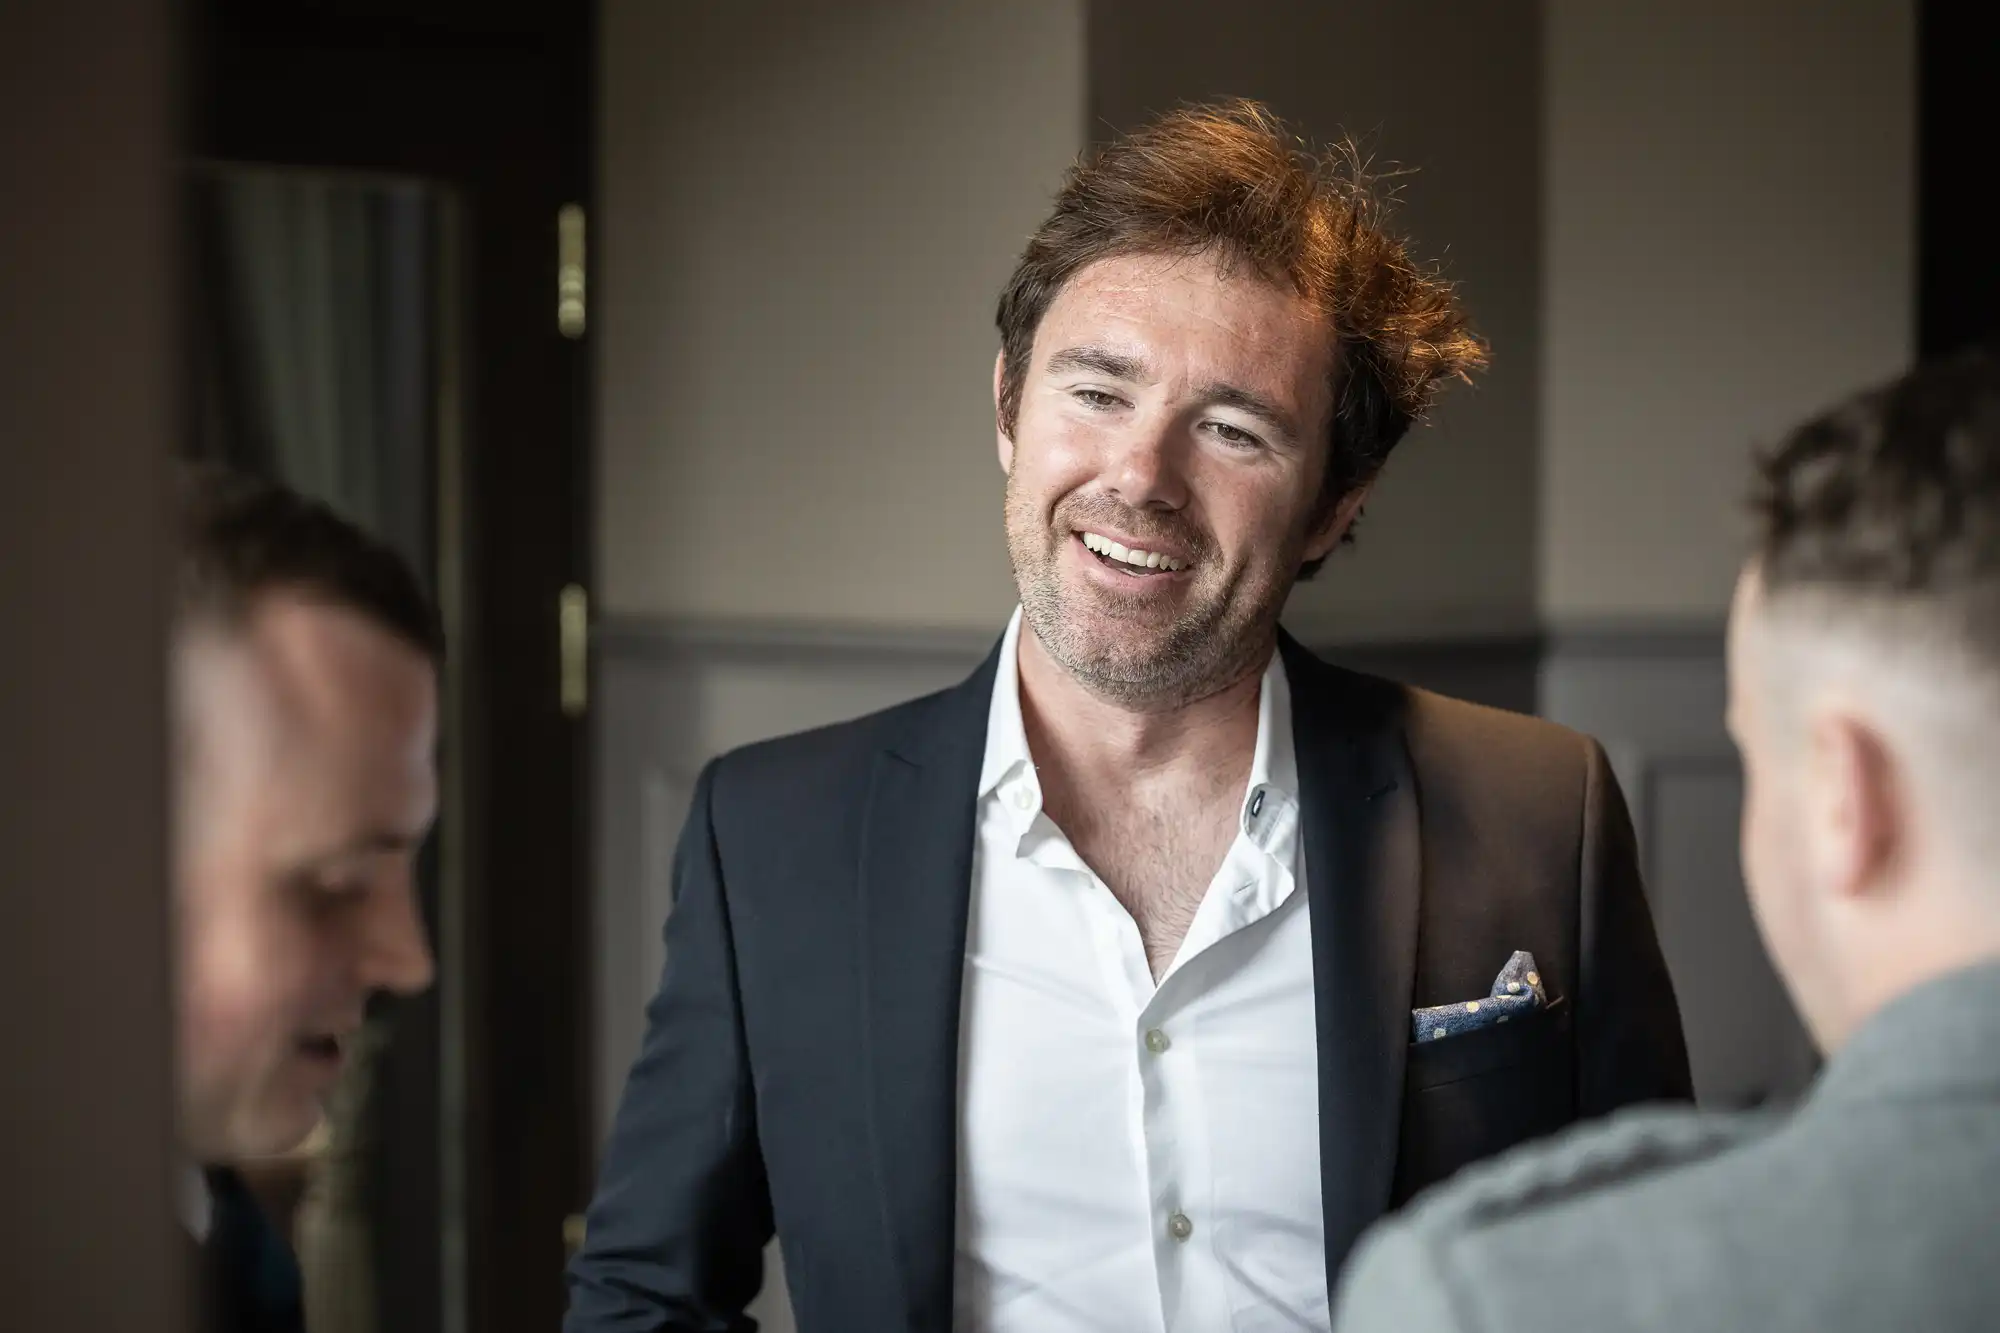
(1411, 950), (1548, 1043)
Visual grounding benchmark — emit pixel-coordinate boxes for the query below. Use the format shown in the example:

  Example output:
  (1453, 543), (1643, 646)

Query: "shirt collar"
(1240, 643), (1299, 863)
(977, 606), (1035, 802)
(978, 607), (1300, 864)
(183, 1162), (213, 1242)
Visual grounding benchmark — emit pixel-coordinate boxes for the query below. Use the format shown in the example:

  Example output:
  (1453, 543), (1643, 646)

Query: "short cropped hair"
(177, 463), (443, 663)
(1752, 344), (2000, 670)
(995, 99), (1486, 576)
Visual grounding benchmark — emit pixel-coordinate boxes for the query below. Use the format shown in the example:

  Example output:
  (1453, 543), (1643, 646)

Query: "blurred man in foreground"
(1334, 346), (2000, 1332)
(175, 467), (440, 1333)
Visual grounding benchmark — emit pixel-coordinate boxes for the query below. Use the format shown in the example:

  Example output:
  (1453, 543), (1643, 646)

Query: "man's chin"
(225, 1102), (327, 1164)
(1032, 606), (1167, 667)
(1039, 627), (1199, 702)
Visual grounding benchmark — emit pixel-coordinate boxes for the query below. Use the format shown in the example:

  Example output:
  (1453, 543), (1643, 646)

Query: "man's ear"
(994, 351), (1015, 475)
(1303, 483), (1372, 563)
(1804, 707), (1901, 903)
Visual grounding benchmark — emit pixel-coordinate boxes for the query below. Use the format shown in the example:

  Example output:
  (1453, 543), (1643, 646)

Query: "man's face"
(174, 593), (438, 1163)
(1726, 568), (1827, 1041)
(998, 250), (1357, 706)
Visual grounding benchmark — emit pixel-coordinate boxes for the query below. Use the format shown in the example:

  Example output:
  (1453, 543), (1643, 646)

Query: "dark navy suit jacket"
(200, 1167), (304, 1333)
(566, 636), (1693, 1331)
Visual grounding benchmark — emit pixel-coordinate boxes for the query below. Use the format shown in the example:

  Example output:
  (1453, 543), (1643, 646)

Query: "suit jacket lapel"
(1282, 635), (1422, 1283)
(857, 644), (999, 1333)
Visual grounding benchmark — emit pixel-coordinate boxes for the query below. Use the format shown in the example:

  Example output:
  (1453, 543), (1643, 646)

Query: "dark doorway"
(184, 5), (595, 1332)
(1919, 2), (2000, 358)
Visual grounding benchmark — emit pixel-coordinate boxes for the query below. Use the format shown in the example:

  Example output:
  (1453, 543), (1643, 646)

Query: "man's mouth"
(1077, 530), (1189, 576)
(297, 1033), (345, 1066)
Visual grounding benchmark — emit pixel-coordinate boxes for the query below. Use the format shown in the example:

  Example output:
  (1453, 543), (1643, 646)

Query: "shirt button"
(1144, 1028), (1171, 1055)
(1010, 786), (1035, 812)
(1167, 1212), (1193, 1242)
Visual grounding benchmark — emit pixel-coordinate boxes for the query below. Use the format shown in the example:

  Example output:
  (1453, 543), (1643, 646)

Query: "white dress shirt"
(954, 609), (1327, 1333)
(184, 1162), (213, 1241)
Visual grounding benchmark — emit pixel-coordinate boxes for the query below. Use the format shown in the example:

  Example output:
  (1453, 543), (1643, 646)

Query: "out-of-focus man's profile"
(1334, 344), (2000, 1333)
(174, 466), (441, 1333)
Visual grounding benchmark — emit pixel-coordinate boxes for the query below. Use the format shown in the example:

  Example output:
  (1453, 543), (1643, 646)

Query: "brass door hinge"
(557, 203), (586, 338)
(559, 583), (589, 717)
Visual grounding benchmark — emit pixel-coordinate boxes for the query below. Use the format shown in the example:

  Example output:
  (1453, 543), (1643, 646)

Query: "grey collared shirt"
(1333, 959), (2000, 1333)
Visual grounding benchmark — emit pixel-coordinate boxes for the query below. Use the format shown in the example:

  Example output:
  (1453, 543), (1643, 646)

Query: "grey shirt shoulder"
(1334, 961), (2000, 1333)
(1334, 1105), (1772, 1333)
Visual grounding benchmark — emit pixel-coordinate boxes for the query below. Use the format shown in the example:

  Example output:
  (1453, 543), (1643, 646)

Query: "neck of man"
(1015, 620), (1271, 795)
(1823, 888), (2000, 1053)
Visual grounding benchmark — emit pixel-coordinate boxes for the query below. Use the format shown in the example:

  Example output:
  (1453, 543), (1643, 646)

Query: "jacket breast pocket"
(1393, 1002), (1574, 1204)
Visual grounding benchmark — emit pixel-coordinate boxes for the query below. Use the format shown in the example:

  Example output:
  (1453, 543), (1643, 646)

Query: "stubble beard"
(1003, 473), (1289, 712)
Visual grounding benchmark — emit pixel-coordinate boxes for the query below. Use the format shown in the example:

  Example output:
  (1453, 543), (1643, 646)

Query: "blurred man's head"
(174, 468), (441, 1164)
(993, 101), (1484, 708)
(1728, 347), (2000, 1052)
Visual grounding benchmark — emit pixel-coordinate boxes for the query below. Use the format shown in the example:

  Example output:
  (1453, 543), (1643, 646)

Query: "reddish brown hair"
(995, 100), (1485, 575)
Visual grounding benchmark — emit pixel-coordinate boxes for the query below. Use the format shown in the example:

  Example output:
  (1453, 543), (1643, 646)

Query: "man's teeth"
(1080, 531), (1185, 571)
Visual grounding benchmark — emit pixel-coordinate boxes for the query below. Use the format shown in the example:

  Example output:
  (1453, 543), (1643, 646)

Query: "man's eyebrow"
(296, 830), (428, 872)
(1043, 345), (1149, 381)
(1198, 382), (1296, 433)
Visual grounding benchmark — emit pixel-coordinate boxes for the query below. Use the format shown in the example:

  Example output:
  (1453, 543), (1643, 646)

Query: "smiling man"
(175, 467), (439, 1333)
(568, 101), (1691, 1333)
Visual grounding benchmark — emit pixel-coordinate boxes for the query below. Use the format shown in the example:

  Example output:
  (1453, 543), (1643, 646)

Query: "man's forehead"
(1044, 251), (1319, 339)
(235, 717), (439, 872)
(1035, 251), (1334, 404)
(228, 595), (434, 739)
(178, 597), (437, 787)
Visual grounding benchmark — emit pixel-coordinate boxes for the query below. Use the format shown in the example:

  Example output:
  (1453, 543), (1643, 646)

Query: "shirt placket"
(1116, 853), (1276, 1332)
(1004, 764), (1299, 1333)
(1140, 971), (1227, 1330)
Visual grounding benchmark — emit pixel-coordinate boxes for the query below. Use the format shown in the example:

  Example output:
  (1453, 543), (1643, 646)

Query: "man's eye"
(293, 875), (366, 910)
(1208, 421), (1262, 448)
(1074, 389), (1122, 409)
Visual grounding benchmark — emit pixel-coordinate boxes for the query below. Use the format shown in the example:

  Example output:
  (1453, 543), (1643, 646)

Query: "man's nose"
(1103, 415), (1191, 512)
(360, 881), (436, 997)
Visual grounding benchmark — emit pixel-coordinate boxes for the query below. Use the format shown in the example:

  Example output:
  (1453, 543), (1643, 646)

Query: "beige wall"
(597, 0), (1082, 629)
(598, 0), (1542, 642)
(1541, 0), (1915, 624)
(1088, 0), (1544, 643)
(600, 1), (1919, 636)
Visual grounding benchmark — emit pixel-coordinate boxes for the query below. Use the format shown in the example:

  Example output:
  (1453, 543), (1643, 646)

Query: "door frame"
(186, 5), (598, 1330)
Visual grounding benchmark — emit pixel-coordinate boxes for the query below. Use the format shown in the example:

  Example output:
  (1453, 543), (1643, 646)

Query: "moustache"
(1053, 494), (1220, 564)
